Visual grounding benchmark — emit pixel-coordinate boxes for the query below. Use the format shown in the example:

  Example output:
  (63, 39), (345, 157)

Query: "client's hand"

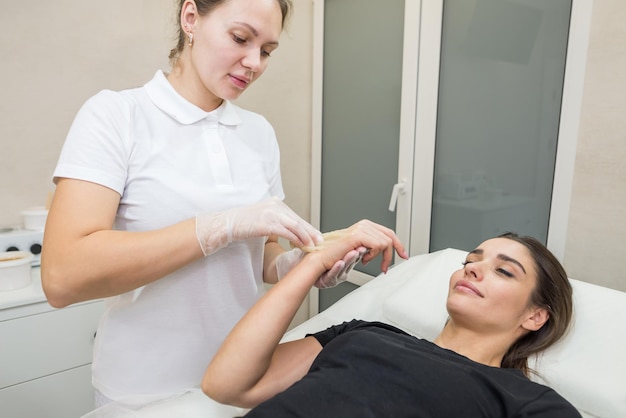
(314, 246), (368, 288)
(311, 220), (408, 275)
(275, 247), (368, 289)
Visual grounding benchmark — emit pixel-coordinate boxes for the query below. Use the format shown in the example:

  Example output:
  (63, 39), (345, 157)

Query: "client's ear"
(522, 307), (549, 332)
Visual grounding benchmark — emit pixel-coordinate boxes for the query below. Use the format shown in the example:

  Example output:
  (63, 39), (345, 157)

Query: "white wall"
(0, 0), (174, 225)
(564, 0), (626, 291)
(1, 0), (624, 292)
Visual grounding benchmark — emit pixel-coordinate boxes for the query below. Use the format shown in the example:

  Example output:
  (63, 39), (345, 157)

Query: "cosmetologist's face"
(191, 0), (283, 102)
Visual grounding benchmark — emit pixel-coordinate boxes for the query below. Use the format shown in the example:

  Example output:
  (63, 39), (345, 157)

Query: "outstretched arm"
(202, 220), (408, 408)
(42, 179), (205, 307)
(42, 179), (321, 308)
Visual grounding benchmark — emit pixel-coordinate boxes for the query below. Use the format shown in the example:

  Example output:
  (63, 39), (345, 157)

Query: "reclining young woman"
(202, 220), (580, 417)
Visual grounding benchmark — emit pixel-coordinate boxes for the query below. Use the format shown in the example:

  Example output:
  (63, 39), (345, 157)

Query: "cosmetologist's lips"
(229, 73), (250, 89)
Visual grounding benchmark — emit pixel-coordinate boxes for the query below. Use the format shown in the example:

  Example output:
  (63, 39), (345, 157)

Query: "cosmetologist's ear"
(181, 0), (198, 29)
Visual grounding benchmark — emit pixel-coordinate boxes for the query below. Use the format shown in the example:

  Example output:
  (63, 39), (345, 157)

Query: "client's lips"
(454, 280), (483, 297)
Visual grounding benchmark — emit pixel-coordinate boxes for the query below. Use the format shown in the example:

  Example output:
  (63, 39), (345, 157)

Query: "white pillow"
(382, 248), (467, 340)
(381, 248), (626, 418)
(529, 279), (626, 418)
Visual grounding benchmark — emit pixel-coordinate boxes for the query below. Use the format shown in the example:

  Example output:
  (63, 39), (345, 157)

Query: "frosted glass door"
(313, 0), (588, 313)
(320, 0), (405, 276)
(429, 0), (572, 252)
(316, 0), (405, 311)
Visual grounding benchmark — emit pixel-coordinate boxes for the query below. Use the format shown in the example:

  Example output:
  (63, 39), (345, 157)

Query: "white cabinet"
(0, 270), (104, 418)
(0, 364), (95, 418)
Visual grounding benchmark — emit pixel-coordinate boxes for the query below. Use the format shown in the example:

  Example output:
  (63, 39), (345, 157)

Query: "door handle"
(388, 179), (406, 212)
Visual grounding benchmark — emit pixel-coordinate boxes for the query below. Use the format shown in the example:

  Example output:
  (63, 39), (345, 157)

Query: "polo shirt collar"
(144, 70), (241, 126)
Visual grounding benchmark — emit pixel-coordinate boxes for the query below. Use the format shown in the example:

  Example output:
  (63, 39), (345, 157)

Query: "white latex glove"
(274, 247), (367, 289)
(275, 248), (306, 279)
(195, 197), (322, 256)
(314, 247), (368, 289)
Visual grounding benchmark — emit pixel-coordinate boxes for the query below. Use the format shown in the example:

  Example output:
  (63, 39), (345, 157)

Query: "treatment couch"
(83, 248), (626, 417)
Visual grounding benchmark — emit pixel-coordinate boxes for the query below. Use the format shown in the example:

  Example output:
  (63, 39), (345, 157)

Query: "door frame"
(406, 0), (593, 260)
(309, 0), (417, 316)
(309, 0), (593, 315)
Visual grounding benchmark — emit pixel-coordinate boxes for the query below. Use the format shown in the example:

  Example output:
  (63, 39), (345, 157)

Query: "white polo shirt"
(54, 70), (284, 400)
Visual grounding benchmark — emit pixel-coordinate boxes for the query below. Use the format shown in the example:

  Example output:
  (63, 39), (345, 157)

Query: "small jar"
(21, 206), (49, 231)
(0, 251), (34, 291)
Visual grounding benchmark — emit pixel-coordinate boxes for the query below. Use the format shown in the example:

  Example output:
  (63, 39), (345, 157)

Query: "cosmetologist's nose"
(242, 49), (262, 73)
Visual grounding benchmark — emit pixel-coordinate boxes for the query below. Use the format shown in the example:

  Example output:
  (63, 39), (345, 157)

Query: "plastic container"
(0, 251), (34, 291)
(21, 206), (49, 231)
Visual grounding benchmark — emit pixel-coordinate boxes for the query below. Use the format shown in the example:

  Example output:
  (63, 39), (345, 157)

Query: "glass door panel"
(317, 0), (405, 311)
(320, 0), (405, 276)
(429, 0), (573, 252)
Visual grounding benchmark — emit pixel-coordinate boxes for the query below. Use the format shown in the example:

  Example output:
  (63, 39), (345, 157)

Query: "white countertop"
(0, 267), (46, 311)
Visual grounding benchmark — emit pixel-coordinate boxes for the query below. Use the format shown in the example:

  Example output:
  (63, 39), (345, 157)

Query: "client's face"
(445, 238), (539, 334)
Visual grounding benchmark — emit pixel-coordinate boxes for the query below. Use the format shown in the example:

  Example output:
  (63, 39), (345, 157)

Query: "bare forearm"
(263, 236), (284, 284)
(203, 255), (324, 406)
(203, 220), (408, 406)
(42, 218), (203, 307)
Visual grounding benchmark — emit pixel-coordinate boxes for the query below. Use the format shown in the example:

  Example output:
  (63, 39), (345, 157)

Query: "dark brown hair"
(497, 232), (573, 376)
(168, 0), (293, 66)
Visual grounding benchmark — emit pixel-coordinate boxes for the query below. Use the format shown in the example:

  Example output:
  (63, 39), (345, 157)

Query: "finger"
(341, 249), (361, 263)
(270, 225), (301, 247)
(327, 259), (346, 277)
(268, 213), (310, 247)
(343, 252), (363, 273)
(278, 214), (322, 248)
(316, 260), (346, 288)
(265, 198), (309, 244)
(300, 221), (323, 246)
(380, 245), (394, 273)
(355, 228), (405, 272)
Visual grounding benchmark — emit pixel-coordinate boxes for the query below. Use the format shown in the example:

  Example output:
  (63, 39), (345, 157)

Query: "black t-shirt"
(245, 320), (580, 418)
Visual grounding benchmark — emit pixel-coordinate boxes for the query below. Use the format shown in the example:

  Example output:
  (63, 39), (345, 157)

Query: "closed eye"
(232, 34), (246, 44)
(496, 268), (514, 278)
(232, 34), (274, 58)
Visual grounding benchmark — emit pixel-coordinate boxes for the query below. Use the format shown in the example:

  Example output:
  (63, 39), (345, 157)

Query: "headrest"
(382, 248), (464, 340)
(382, 248), (626, 418)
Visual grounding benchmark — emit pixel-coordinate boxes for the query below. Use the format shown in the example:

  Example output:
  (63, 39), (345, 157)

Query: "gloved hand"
(315, 246), (368, 289)
(274, 247), (367, 289)
(195, 197), (322, 256)
(275, 248), (306, 279)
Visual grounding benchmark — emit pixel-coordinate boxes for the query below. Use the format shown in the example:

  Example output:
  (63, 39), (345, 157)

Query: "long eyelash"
(463, 259), (515, 278)
(497, 268), (514, 278)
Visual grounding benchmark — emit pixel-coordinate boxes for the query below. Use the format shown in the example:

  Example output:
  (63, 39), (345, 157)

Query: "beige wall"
(0, 0), (175, 225)
(1, 1), (624, 292)
(563, 0), (626, 291)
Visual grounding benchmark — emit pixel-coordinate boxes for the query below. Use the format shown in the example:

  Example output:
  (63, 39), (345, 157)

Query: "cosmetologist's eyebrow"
(233, 22), (280, 46)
